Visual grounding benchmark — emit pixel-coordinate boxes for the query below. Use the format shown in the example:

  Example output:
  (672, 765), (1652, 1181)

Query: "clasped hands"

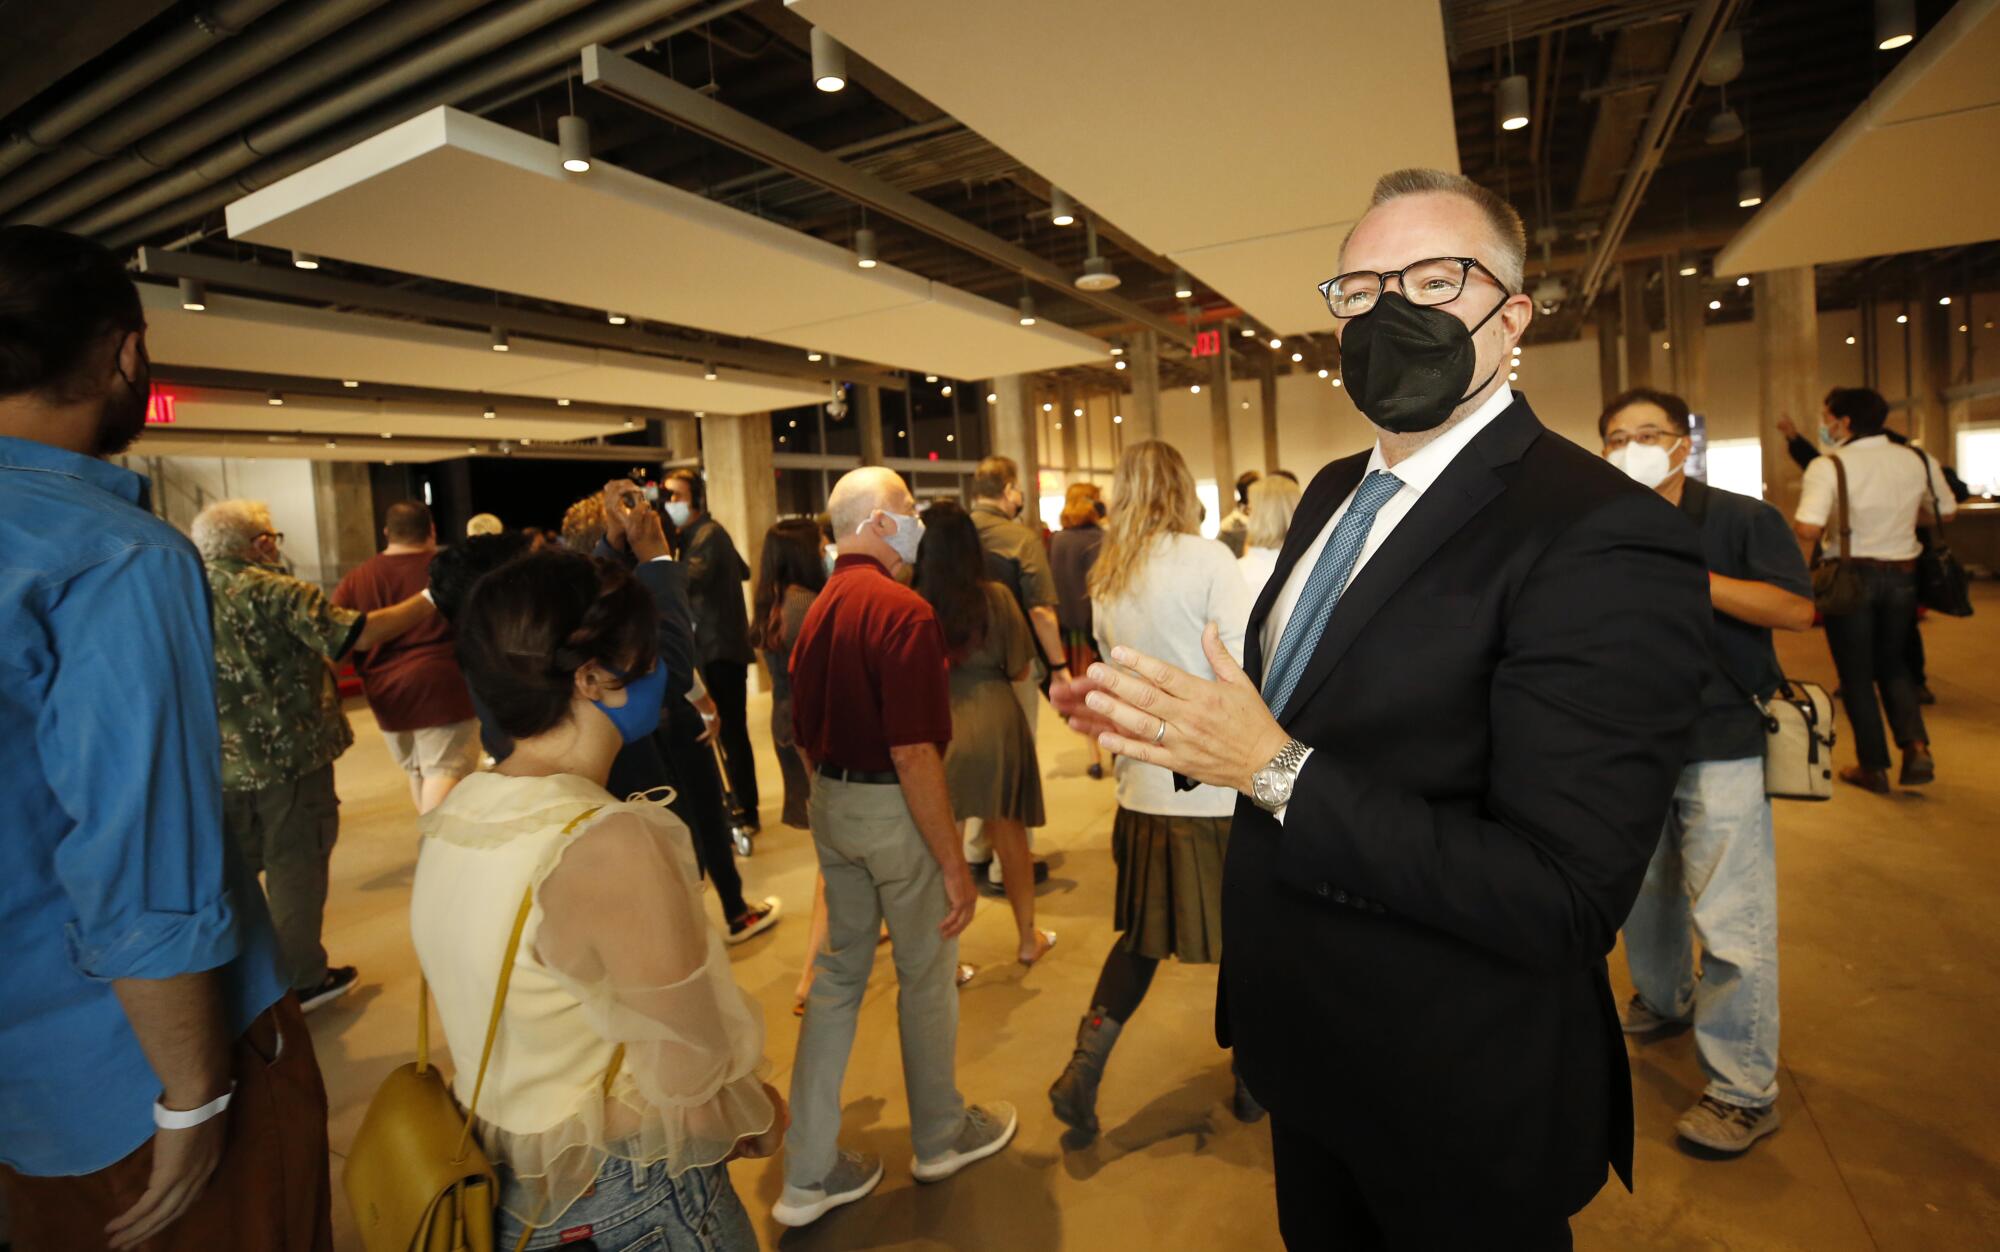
(1065, 622), (1289, 796)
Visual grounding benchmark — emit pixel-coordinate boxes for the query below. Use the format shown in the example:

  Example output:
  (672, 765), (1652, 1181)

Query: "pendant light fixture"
(1017, 293), (1038, 327)
(1707, 103), (1744, 145)
(179, 277), (206, 311)
(1497, 74), (1530, 132)
(810, 27), (847, 91)
(490, 326), (509, 352)
(606, 311), (628, 325)
(1677, 256), (1700, 277)
(1875, 0), (1915, 50)
(855, 225), (877, 269)
(1074, 219), (1121, 291)
(1737, 165), (1763, 208)
(1049, 187), (1077, 227)
(704, 362), (718, 381)
(267, 390), (284, 406)
(1173, 268), (1194, 300)
(290, 250), (318, 270)
(558, 113), (592, 173)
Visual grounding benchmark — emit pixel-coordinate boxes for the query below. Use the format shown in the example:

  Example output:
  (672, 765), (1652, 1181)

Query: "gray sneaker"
(1620, 993), (1689, 1036)
(1676, 1094), (1780, 1154)
(911, 1102), (1018, 1183)
(771, 1150), (883, 1227)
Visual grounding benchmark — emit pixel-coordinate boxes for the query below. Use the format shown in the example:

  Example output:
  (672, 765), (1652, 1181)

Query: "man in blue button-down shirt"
(0, 227), (331, 1251)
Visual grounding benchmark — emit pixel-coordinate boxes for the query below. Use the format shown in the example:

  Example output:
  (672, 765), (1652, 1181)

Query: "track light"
(607, 311), (627, 325)
(557, 398), (571, 406)
(1018, 294), (1037, 326)
(1736, 166), (1763, 208)
(1678, 257), (1700, 277)
(558, 113), (592, 173)
(1875, 0), (1915, 50)
(483, 406), (496, 419)
(810, 27), (847, 91)
(807, 350), (823, 362)
(855, 227), (877, 269)
(1706, 108), (1744, 146)
(179, 277), (206, 311)
(342, 379), (359, 388)
(291, 250), (318, 270)
(704, 363), (718, 380)
(1497, 74), (1530, 131)
(490, 326), (509, 352)
(1050, 187), (1076, 227)
(266, 390), (283, 406)
(1173, 269), (1194, 300)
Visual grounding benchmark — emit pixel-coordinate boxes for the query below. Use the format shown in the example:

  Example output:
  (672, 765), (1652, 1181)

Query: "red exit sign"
(146, 392), (176, 425)
(1191, 329), (1221, 358)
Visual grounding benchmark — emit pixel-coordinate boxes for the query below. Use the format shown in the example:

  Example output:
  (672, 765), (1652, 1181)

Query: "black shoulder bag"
(1910, 446), (1974, 618)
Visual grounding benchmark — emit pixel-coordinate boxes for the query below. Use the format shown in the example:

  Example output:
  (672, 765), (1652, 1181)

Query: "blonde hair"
(189, 498), (274, 561)
(1245, 474), (1302, 550)
(1058, 481), (1102, 529)
(559, 495), (604, 553)
(1088, 441), (1202, 603)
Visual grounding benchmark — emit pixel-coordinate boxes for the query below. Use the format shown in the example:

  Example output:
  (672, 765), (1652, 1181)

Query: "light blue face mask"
(595, 662), (668, 743)
(823, 546), (838, 576)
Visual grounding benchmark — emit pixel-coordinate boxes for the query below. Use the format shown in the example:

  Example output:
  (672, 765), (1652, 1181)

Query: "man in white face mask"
(1598, 387), (1813, 1157)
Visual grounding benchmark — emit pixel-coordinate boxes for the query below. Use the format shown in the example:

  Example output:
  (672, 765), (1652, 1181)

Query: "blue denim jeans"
(1622, 756), (1781, 1108)
(494, 1155), (757, 1252)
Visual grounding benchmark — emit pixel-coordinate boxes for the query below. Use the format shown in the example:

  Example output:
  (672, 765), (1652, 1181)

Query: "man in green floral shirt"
(192, 499), (437, 1011)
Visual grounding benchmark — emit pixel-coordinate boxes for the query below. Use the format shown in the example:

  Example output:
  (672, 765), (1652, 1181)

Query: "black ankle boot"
(1232, 1068), (1266, 1123)
(1049, 1007), (1123, 1136)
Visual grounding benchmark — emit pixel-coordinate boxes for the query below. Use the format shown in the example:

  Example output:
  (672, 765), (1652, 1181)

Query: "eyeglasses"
(1602, 427), (1683, 452)
(256, 529), (285, 544)
(1317, 256), (1506, 319)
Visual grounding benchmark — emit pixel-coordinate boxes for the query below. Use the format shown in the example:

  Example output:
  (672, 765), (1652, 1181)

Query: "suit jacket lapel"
(1246, 453), (1367, 687)
(1275, 398), (1543, 725)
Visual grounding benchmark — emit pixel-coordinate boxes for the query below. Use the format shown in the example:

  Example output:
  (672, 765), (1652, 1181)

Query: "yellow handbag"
(346, 807), (622, 1252)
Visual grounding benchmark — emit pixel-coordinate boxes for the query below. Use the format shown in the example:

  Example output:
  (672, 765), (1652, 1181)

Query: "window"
(1956, 426), (2000, 498)
(1703, 437), (1765, 500)
(1195, 479), (1222, 539)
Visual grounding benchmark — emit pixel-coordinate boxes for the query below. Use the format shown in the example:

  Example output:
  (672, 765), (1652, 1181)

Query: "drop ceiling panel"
(1716, 0), (2000, 275)
(157, 390), (631, 443)
(140, 285), (821, 413)
(226, 107), (1102, 376)
(134, 431), (464, 463)
(789, 0), (1459, 335)
(765, 284), (1108, 378)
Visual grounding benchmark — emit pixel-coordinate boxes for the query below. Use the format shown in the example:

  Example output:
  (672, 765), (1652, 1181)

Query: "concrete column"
(1207, 346), (1234, 489)
(1909, 293), (1951, 451)
(1668, 270), (1710, 418)
(310, 461), (376, 587)
(1058, 384), (1079, 473)
(700, 411), (776, 651)
(989, 374), (1039, 487)
(1755, 268), (1818, 515)
(1596, 298), (1623, 407)
(664, 416), (699, 460)
(1621, 261), (1653, 389)
(855, 384), (885, 465)
(1258, 353), (1280, 471)
(1126, 329), (1162, 441)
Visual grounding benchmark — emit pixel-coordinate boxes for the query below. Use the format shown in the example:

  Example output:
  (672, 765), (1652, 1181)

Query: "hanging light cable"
(1498, 13), (1529, 132)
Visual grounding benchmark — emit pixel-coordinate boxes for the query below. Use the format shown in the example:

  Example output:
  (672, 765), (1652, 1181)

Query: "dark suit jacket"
(1220, 395), (1710, 1223)
(678, 515), (754, 667)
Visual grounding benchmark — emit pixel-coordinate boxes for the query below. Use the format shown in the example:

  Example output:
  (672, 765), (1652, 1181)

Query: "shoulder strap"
(1827, 454), (1853, 560)
(1908, 444), (1950, 533)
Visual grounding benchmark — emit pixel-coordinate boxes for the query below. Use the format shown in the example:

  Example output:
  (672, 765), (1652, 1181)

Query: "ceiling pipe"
(0, 0), (288, 185)
(582, 44), (1193, 346)
(0, 0), (399, 220)
(466, 0), (760, 120)
(91, 0), (715, 247)
(1574, 0), (1746, 307)
(7, 0), (486, 226)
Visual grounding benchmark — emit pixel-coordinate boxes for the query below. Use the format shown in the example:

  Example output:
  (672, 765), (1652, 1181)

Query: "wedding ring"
(1152, 720), (1168, 746)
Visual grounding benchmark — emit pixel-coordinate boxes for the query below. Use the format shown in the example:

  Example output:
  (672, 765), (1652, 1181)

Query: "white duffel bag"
(1760, 679), (1837, 801)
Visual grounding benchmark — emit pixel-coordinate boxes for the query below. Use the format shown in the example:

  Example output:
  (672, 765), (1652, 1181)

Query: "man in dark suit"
(1075, 168), (1711, 1248)
(666, 468), (761, 830)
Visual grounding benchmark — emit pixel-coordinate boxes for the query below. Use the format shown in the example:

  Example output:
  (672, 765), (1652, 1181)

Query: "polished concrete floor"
(309, 587), (2000, 1251)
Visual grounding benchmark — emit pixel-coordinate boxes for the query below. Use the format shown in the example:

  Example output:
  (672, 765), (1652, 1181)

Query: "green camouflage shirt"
(206, 557), (361, 791)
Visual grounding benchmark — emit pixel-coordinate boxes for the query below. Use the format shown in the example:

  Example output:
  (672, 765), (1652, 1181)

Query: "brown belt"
(1845, 558), (1918, 571)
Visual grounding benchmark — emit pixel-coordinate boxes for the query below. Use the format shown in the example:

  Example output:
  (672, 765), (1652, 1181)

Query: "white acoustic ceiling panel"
(225, 106), (1105, 378)
(133, 430), (465, 463)
(140, 285), (821, 414)
(1715, 0), (2000, 275)
(153, 388), (631, 444)
(789, 0), (1461, 336)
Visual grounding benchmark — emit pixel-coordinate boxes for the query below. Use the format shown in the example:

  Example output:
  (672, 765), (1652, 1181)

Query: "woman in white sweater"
(413, 550), (782, 1250)
(1047, 440), (1257, 1139)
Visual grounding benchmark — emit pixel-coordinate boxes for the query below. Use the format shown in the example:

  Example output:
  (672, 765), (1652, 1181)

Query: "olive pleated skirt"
(1111, 807), (1230, 964)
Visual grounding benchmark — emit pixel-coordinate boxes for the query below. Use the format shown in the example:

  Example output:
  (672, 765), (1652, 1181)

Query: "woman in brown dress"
(749, 518), (827, 830)
(915, 501), (1056, 967)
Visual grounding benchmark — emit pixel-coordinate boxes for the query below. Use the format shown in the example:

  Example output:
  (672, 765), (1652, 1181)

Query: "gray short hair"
(1344, 167), (1527, 294)
(190, 499), (274, 561)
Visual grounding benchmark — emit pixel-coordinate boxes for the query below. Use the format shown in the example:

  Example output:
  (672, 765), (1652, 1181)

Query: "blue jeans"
(494, 1155), (757, 1252)
(1622, 757), (1781, 1108)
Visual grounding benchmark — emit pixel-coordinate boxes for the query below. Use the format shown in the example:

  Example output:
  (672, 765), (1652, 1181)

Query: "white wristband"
(154, 1083), (235, 1130)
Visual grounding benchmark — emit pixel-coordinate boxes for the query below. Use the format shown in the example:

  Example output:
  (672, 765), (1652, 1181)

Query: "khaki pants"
(224, 764), (338, 991)
(786, 776), (965, 1188)
(0, 999), (333, 1252)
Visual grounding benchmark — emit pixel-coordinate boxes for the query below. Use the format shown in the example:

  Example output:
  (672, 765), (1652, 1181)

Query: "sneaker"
(726, 896), (783, 945)
(772, 1150), (882, 1227)
(1676, 1094), (1781, 1154)
(298, 965), (358, 1014)
(1620, 993), (1687, 1036)
(912, 1102), (1018, 1183)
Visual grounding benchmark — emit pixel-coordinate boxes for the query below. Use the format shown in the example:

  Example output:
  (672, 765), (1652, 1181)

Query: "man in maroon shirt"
(774, 467), (1016, 1229)
(332, 501), (479, 813)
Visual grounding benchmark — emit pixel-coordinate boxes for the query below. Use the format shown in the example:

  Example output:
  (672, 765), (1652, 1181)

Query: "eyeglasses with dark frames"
(1317, 256), (1509, 319)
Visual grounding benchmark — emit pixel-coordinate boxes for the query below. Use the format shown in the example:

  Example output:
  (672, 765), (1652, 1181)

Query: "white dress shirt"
(1795, 434), (1957, 561)
(1238, 545), (1282, 601)
(1259, 384), (1515, 823)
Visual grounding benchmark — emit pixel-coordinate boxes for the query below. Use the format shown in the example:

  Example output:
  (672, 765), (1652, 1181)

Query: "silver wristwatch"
(1250, 739), (1311, 814)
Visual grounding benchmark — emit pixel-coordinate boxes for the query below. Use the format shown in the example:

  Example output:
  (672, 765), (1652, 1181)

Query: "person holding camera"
(664, 470), (762, 832)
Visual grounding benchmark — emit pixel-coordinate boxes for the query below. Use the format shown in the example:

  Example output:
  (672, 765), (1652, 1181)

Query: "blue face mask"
(595, 663), (667, 743)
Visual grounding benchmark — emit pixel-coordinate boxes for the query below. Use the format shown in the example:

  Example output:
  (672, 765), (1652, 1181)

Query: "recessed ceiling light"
(1897, 314), (1909, 324)
(1846, 336), (1857, 345)
(1269, 337), (1283, 349)
(1113, 414), (1123, 424)
(1317, 368), (1329, 378)
(1042, 402), (1054, 412)
(1709, 299), (1723, 310)
(1939, 296), (1952, 306)
(1114, 360), (1127, 370)
(1290, 352), (1303, 363)
(704, 363), (718, 380)
(986, 392), (998, 403)
(1190, 384), (1201, 394)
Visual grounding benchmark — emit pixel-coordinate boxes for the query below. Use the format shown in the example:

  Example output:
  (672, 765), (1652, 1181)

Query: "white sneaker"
(912, 1102), (1017, 1183)
(772, 1149), (882, 1227)
(725, 896), (782, 946)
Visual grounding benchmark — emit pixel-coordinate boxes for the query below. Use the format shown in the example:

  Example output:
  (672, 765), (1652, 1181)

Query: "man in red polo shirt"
(774, 467), (1017, 1228)
(332, 500), (479, 814)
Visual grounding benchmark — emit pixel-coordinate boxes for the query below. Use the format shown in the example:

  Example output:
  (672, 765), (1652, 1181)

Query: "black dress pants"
(1270, 1116), (1572, 1251)
(703, 658), (760, 819)
(654, 700), (749, 920)
(1824, 564), (1928, 770)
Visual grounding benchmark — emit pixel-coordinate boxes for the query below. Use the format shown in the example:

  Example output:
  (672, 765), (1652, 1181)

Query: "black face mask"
(95, 340), (151, 458)
(1339, 290), (1506, 434)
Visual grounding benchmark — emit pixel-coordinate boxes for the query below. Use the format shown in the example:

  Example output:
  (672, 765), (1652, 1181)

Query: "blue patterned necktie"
(1261, 469), (1404, 716)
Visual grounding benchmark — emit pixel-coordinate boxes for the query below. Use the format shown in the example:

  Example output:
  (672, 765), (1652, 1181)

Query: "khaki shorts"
(384, 719), (482, 781)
